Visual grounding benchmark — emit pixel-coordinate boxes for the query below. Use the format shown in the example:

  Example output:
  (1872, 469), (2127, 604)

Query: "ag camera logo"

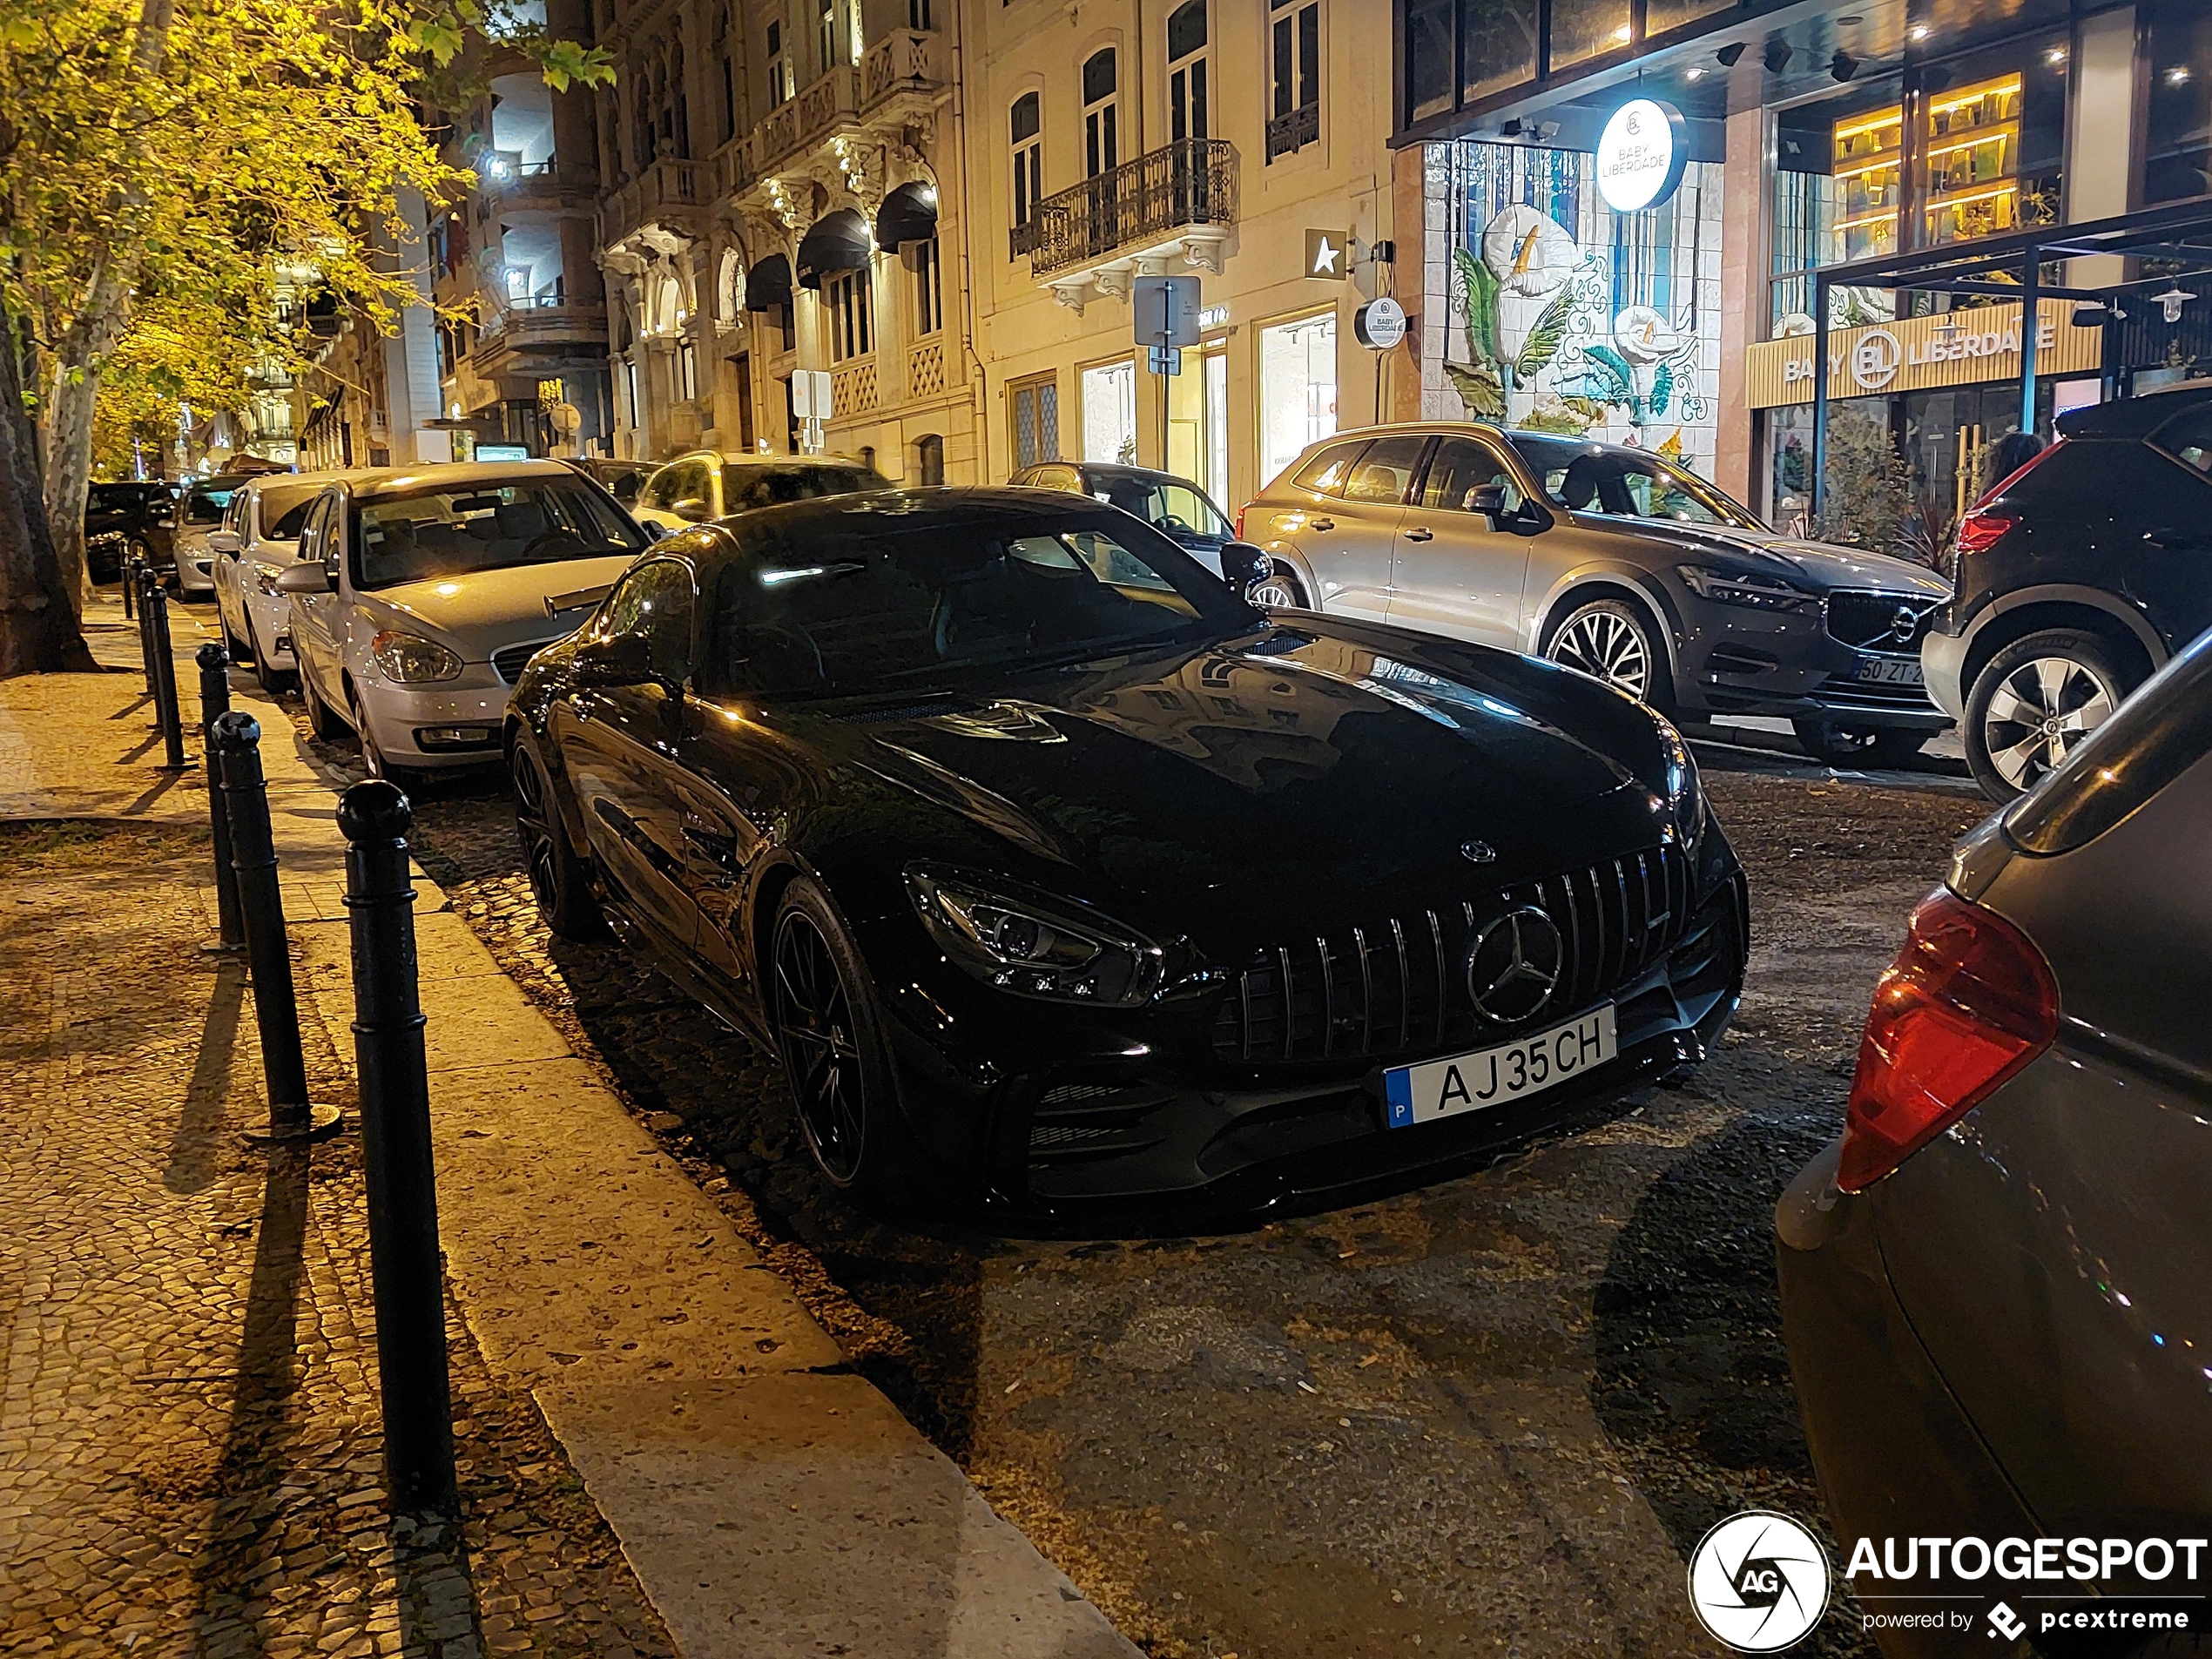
(1689, 1511), (1832, 1651)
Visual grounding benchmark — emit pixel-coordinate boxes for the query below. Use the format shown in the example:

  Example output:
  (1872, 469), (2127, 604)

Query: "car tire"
(253, 637), (294, 696)
(509, 737), (606, 942)
(1247, 561), (1309, 610)
(219, 610), (254, 666)
(1545, 597), (1673, 709)
(769, 876), (921, 1211)
(349, 687), (423, 787)
(1964, 630), (2131, 802)
(301, 670), (347, 741)
(1791, 719), (1927, 768)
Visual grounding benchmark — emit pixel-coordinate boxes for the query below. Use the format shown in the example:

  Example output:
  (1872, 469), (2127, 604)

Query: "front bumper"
(243, 589), (295, 667)
(354, 669), (509, 771)
(877, 851), (1748, 1224)
(1671, 590), (1950, 730)
(1920, 625), (1968, 720)
(176, 553), (215, 593)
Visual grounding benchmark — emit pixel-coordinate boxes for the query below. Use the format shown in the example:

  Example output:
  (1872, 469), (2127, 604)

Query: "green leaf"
(1650, 360), (1675, 419)
(1513, 284), (1576, 381)
(1581, 344), (1636, 401)
(1444, 361), (1507, 420)
(1455, 247), (1501, 369)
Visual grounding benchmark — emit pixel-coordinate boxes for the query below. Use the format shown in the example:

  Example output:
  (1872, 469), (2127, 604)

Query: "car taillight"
(1234, 504), (1246, 539)
(1951, 508), (2016, 559)
(1837, 890), (2059, 1192)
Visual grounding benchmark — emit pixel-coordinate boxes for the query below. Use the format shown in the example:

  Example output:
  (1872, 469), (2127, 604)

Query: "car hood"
(362, 554), (640, 658)
(786, 622), (1684, 942)
(1610, 520), (1951, 598)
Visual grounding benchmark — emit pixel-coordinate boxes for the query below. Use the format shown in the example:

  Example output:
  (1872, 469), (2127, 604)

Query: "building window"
(1010, 92), (1043, 256)
(677, 338), (698, 401)
(623, 356), (640, 430)
(911, 236), (943, 337)
(1082, 359), (1137, 463)
(819, 0), (836, 74)
(1083, 49), (1118, 178)
(1268, 1), (1320, 161)
(2145, 0), (2212, 204)
(766, 21), (787, 105)
(909, 0), (933, 28)
(1461, 0), (1538, 108)
(1549, 0), (1633, 69)
(1258, 311), (1337, 485)
(915, 433), (945, 484)
(720, 54), (736, 143)
(1168, 3), (1208, 143)
(824, 266), (873, 362)
(1010, 373), (1060, 469)
(732, 352), (755, 448)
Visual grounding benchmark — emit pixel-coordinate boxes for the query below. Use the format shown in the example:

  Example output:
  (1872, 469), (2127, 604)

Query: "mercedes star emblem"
(1460, 840), (1497, 864)
(1466, 907), (1566, 1024)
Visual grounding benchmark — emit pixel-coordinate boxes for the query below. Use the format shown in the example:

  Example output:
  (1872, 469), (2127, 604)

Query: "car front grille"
(1824, 590), (1940, 656)
(1211, 844), (1695, 1069)
(492, 639), (560, 685)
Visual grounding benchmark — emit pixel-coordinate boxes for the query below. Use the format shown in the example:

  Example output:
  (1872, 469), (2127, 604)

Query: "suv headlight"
(907, 866), (1164, 1006)
(1676, 563), (1814, 612)
(1656, 718), (1706, 848)
(370, 631), (464, 683)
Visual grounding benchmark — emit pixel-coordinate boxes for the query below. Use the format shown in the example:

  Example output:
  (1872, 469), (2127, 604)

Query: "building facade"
(959, 0), (1399, 511)
(595, 0), (976, 484)
(1388, 0), (2212, 535)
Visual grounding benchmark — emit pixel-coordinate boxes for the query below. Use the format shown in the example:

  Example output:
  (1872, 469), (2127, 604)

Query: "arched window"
(1010, 92), (1042, 235)
(1168, 4), (1208, 143)
(1082, 50), (1118, 177)
(915, 433), (945, 486)
(650, 270), (684, 335)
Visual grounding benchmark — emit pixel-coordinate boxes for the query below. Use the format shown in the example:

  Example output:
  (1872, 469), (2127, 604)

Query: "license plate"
(1383, 1006), (1618, 1130)
(1855, 656), (1924, 685)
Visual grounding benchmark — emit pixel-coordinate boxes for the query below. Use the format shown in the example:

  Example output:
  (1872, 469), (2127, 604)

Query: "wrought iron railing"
(1264, 103), (1318, 163)
(1027, 138), (1238, 279)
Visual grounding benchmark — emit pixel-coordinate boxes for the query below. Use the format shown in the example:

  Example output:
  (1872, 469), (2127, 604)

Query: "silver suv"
(1240, 423), (1951, 765)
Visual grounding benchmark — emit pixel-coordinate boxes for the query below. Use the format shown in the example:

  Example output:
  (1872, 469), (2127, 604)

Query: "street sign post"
(1134, 276), (1201, 354)
(791, 368), (833, 453)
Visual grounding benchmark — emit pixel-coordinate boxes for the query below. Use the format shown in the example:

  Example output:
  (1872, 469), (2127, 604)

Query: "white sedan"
(275, 461), (650, 781)
(209, 472), (350, 691)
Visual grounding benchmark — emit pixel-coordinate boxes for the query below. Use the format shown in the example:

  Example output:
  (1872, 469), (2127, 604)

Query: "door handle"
(1404, 527), (1433, 542)
(2145, 528), (2201, 550)
(681, 820), (738, 871)
(1312, 518), (1335, 532)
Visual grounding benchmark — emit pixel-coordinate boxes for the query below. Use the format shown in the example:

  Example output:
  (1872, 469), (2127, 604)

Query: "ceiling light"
(2153, 286), (2196, 323)
(1910, 24), (1931, 41)
(1831, 51), (1859, 82)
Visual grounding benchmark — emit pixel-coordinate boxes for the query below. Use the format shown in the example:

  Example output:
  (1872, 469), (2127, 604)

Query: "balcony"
(1264, 103), (1319, 163)
(860, 27), (942, 112)
(480, 156), (595, 212)
(601, 157), (705, 253)
(1026, 138), (1238, 308)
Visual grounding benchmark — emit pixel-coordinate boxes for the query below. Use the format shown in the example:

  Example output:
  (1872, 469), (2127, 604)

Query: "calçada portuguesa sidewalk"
(0, 591), (1136, 1659)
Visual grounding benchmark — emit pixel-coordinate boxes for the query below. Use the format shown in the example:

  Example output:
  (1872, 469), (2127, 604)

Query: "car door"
(556, 557), (704, 957)
(2140, 408), (2212, 649)
(287, 496), (346, 702)
(1313, 435), (1430, 622)
(1386, 434), (1538, 646)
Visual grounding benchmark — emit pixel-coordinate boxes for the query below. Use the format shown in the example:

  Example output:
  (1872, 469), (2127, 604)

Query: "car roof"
(2054, 381), (2212, 443)
(243, 470), (353, 493)
(691, 485), (1136, 554)
(664, 449), (879, 470)
(339, 459), (583, 502)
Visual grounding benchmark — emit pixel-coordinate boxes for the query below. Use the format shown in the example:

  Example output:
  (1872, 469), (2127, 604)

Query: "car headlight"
(88, 530), (126, 550)
(370, 631), (464, 683)
(1656, 718), (1706, 848)
(907, 866), (1164, 1007)
(1676, 563), (1815, 612)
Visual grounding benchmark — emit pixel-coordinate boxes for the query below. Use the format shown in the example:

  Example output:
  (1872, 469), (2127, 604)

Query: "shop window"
(1405, 0), (1453, 126)
(1548, 0), (1632, 71)
(1259, 311), (1338, 486)
(1168, 341), (1228, 506)
(1010, 92), (1043, 257)
(1011, 374), (1061, 469)
(1083, 49), (1119, 178)
(823, 266), (873, 362)
(1268, 0), (1320, 162)
(911, 236), (943, 338)
(1460, 0), (1537, 110)
(2146, 0), (2212, 204)
(1082, 360), (1137, 464)
(1644, 0), (1733, 37)
(1168, 3), (1208, 144)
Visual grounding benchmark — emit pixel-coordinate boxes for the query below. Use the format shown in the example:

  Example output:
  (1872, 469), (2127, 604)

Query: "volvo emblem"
(1460, 840), (1497, 864)
(1466, 907), (1566, 1024)
(1889, 604), (1919, 644)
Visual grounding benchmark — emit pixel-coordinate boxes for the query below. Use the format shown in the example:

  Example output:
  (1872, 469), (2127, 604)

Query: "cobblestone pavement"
(271, 668), (1990, 1659)
(0, 820), (676, 1658)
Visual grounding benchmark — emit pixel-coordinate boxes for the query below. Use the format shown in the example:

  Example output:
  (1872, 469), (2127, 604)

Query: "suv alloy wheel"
(1964, 629), (2129, 799)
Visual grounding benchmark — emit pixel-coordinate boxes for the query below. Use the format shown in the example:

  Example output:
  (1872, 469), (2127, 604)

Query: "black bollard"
(134, 565), (159, 704)
(121, 555), (136, 618)
(212, 711), (338, 1142)
(147, 583), (189, 772)
(338, 779), (458, 1517)
(195, 644), (246, 953)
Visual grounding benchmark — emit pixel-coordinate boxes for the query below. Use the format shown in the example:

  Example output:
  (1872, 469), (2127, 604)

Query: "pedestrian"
(1981, 428), (2046, 497)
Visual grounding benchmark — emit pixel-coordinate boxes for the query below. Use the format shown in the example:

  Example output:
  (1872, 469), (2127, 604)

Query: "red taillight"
(1951, 508), (2017, 558)
(1837, 889), (2059, 1192)
(1234, 504), (1247, 540)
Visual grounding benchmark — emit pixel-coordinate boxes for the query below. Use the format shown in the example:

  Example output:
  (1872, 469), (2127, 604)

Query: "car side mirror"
(671, 497), (711, 524)
(206, 529), (241, 555)
(573, 631), (654, 687)
(1465, 483), (1510, 525)
(1218, 541), (1271, 591)
(642, 519), (670, 542)
(273, 561), (333, 595)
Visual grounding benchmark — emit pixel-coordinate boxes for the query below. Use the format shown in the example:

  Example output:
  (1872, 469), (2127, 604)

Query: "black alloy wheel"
(1791, 719), (1927, 768)
(509, 738), (604, 941)
(769, 880), (918, 1207)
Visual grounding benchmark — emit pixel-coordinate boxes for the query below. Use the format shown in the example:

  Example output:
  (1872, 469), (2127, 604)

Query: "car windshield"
(1507, 436), (1762, 529)
(701, 512), (1255, 698)
(352, 479), (649, 590)
(720, 462), (888, 513)
(91, 483), (160, 512)
(1089, 475), (1231, 539)
(184, 488), (233, 523)
(259, 483), (325, 541)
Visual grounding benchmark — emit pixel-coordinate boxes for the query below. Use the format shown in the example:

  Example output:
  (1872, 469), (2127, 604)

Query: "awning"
(745, 253), (792, 314)
(873, 181), (940, 252)
(795, 209), (872, 290)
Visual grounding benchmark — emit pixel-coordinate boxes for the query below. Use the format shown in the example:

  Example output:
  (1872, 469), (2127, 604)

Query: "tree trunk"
(41, 357), (102, 611)
(0, 316), (97, 677)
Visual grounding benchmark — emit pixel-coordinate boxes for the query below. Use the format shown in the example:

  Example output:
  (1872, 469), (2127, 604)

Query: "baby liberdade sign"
(1744, 300), (2103, 408)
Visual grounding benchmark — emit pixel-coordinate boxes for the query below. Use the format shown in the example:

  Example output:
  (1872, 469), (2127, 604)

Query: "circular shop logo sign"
(1596, 97), (1689, 212)
(1851, 327), (1903, 392)
(1687, 1511), (1831, 1652)
(1354, 296), (1408, 351)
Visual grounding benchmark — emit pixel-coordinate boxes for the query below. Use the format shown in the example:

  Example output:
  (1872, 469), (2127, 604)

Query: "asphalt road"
(257, 635), (1988, 1657)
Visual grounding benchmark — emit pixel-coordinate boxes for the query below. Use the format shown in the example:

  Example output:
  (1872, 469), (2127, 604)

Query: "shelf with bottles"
(1831, 105), (1904, 266)
(1921, 73), (2025, 246)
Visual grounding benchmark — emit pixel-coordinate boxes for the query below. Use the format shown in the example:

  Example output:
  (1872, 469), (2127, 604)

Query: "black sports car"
(504, 489), (1748, 1217)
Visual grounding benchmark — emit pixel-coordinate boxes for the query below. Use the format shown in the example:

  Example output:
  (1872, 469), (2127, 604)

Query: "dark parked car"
(1239, 426), (1952, 766)
(1008, 460), (1245, 581)
(505, 489), (1747, 1217)
(84, 480), (176, 580)
(1923, 384), (2212, 800)
(1778, 626), (2212, 1656)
